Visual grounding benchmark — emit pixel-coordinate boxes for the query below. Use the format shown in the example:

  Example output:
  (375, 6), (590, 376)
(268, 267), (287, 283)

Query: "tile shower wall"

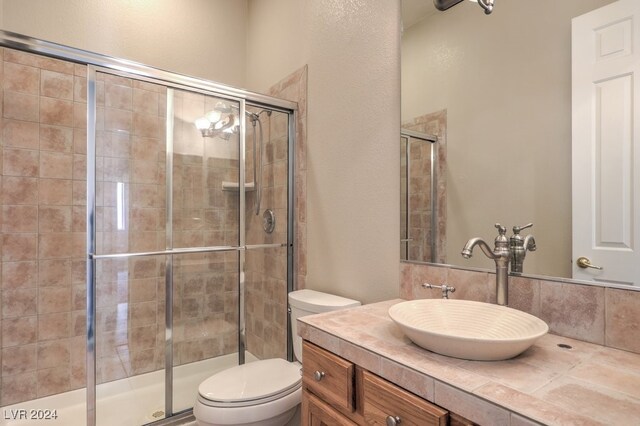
(1, 48), (87, 405)
(400, 262), (640, 355)
(0, 48), (242, 406)
(244, 66), (307, 360)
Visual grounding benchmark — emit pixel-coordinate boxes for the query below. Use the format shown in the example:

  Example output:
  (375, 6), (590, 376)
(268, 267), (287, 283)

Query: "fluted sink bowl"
(388, 299), (549, 361)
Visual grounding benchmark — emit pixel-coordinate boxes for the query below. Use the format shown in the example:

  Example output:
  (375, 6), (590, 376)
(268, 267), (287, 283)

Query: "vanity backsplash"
(400, 262), (640, 355)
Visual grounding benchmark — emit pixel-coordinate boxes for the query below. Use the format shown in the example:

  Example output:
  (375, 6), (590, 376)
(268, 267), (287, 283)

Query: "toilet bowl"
(193, 289), (360, 426)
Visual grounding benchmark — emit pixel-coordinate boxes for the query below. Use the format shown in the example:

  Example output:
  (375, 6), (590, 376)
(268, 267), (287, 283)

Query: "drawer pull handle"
(313, 371), (325, 381)
(386, 415), (401, 426)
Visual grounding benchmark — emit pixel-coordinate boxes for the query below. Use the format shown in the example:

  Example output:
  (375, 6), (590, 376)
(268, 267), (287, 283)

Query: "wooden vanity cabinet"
(301, 341), (477, 426)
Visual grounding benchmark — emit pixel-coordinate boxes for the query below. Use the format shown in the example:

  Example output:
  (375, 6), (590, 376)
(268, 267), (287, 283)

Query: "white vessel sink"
(388, 299), (549, 361)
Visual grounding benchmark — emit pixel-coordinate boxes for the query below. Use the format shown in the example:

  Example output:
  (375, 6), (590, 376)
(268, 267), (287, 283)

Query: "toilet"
(193, 289), (361, 426)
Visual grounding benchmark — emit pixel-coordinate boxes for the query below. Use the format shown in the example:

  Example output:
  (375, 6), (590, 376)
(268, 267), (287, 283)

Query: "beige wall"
(401, 0), (613, 278)
(248, 0), (402, 304)
(1, 0), (248, 87)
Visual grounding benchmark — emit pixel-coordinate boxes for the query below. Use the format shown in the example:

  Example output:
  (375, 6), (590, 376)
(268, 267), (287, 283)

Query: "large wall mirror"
(401, 0), (640, 288)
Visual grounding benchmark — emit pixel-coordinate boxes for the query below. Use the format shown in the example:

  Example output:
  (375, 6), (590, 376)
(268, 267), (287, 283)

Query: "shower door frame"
(0, 30), (297, 426)
(400, 130), (437, 263)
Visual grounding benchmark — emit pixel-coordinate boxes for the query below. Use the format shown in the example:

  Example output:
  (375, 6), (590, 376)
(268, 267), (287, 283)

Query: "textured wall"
(247, 0), (402, 304)
(1, 0), (248, 87)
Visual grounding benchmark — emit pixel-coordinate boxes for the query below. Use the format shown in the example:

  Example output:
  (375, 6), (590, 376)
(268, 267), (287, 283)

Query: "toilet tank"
(288, 289), (361, 362)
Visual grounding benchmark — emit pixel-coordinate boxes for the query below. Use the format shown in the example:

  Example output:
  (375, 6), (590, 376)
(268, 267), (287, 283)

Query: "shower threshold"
(1, 352), (257, 426)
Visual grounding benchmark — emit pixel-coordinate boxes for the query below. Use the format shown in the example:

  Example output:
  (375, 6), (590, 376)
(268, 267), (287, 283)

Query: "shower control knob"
(386, 415), (401, 426)
(313, 371), (325, 381)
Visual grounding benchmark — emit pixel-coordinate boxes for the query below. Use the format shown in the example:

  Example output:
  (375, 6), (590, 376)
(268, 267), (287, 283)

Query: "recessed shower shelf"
(221, 181), (256, 192)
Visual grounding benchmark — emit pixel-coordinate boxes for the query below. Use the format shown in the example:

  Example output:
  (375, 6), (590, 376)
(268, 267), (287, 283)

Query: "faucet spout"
(461, 224), (511, 306)
(461, 237), (497, 260)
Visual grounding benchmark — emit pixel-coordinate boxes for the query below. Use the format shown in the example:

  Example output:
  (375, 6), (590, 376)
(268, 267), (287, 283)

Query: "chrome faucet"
(461, 224), (511, 306)
(509, 223), (536, 274)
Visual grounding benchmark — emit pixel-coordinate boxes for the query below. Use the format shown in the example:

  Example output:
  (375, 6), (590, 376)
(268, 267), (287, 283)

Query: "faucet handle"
(494, 223), (507, 235)
(422, 283), (456, 299)
(513, 223), (533, 234)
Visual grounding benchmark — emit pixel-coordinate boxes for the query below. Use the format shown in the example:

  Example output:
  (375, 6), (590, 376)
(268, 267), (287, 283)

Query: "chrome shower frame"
(400, 130), (438, 263)
(0, 30), (297, 426)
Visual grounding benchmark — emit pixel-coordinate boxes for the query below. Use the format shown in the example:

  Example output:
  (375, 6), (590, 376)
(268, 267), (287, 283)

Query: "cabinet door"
(303, 341), (355, 412)
(363, 371), (447, 426)
(302, 389), (359, 426)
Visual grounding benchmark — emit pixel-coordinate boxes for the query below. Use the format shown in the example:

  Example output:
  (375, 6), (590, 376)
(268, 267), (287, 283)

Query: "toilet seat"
(198, 359), (302, 408)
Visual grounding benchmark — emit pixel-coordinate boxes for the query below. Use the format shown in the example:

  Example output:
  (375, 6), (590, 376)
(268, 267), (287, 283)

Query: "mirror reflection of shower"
(195, 103), (272, 215)
(400, 130), (438, 263)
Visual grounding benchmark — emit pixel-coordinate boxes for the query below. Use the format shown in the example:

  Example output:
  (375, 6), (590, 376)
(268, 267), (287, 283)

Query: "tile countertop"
(297, 299), (640, 426)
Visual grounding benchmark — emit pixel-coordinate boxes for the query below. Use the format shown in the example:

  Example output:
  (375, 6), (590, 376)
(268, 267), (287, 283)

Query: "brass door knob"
(576, 256), (603, 270)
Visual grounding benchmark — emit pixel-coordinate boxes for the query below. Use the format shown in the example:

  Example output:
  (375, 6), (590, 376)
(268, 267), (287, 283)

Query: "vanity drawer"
(363, 371), (447, 426)
(302, 341), (355, 412)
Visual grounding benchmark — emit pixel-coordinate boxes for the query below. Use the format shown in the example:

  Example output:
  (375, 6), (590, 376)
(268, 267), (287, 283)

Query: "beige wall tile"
(2, 344), (37, 376)
(38, 312), (71, 341)
(40, 98), (73, 127)
(38, 287), (72, 314)
(2, 261), (37, 290)
(3, 62), (40, 95)
(39, 178), (72, 205)
(4, 119), (39, 149)
(3, 147), (39, 177)
(4, 49), (74, 75)
(41, 70), (74, 100)
(37, 366), (71, 397)
(539, 282), (605, 345)
(37, 340), (71, 370)
(39, 151), (73, 179)
(0, 371), (37, 405)
(2, 288), (37, 318)
(3, 91), (39, 122)
(74, 76), (87, 103)
(508, 276), (540, 316)
(38, 233), (75, 259)
(105, 84), (132, 110)
(2, 233), (37, 261)
(40, 124), (73, 152)
(2, 205), (38, 232)
(605, 288), (640, 354)
(39, 206), (72, 233)
(3, 176), (38, 204)
(104, 107), (132, 132)
(2, 316), (38, 347)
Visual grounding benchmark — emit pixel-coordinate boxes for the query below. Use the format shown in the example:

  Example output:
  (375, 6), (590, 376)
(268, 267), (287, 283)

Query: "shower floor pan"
(0, 352), (258, 426)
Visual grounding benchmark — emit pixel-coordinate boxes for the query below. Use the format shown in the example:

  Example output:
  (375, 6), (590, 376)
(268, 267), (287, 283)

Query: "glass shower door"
(244, 107), (291, 362)
(93, 72), (171, 425)
(169, 89), (242, 413)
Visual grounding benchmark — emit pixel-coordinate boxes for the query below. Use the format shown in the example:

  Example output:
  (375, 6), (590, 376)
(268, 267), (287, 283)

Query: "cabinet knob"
(386, 415), (401, 426)
(313, 370), (325, 381)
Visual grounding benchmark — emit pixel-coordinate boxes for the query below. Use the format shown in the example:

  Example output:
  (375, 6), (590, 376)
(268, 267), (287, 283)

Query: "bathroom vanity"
(302, 340), (473, 425)
(299, 300), (640, 425)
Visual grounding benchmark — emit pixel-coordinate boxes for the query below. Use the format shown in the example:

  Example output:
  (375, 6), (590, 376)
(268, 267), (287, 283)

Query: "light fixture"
(434, 0), (495, 15)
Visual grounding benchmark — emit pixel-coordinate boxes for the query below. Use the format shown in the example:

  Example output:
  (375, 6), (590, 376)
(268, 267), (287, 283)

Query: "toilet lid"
(198, 358), (301, 404)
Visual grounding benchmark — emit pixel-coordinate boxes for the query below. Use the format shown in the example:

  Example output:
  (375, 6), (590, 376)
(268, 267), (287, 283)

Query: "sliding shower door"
(88, 67), (294, 426)
(244, 108), (292, 362)
(169, 89), (242, 414)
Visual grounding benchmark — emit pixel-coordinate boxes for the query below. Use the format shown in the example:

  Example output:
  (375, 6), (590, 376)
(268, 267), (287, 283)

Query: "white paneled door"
(572, 0), (640, 286)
